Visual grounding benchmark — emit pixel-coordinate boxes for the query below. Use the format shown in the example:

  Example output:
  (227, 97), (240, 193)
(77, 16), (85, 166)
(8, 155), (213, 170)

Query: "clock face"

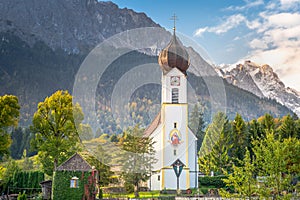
(170, 76), (180, 86)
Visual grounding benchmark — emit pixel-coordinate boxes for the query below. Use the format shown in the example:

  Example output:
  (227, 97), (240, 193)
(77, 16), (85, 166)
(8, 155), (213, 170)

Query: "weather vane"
(170, 14), (178, 32)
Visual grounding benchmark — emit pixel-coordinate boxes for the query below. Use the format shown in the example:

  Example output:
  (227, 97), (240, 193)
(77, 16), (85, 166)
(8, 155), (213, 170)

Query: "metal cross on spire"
(170, 14), (178, 33)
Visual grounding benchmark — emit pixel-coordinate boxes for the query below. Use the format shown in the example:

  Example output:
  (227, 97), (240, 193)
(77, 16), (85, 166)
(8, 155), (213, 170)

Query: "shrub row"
(6, 171), (44, 194)
(199, 176), (227, 188)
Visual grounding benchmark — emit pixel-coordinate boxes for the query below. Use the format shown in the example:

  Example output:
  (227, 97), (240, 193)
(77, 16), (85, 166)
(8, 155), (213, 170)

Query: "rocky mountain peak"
(217, 60), (300, 116)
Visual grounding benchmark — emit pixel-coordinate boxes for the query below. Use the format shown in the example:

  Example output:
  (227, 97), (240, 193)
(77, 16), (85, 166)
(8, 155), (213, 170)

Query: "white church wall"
(161, 68), (187, 104)
(150, 124), (163, 170)
(188, 128), (198, 188)
(163, 169), (188, 190)
(163, 104), (188, 166)
(148, 171), (161, 191)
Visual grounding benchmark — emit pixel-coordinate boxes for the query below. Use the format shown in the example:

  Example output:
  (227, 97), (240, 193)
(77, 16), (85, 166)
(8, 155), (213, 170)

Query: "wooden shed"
(52, 153), (99, 200)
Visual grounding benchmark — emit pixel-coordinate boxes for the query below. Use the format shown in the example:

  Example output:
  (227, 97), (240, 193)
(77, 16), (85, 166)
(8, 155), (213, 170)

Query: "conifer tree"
(231, 113), (247, 164)
(278, 114), (299, 139)
(189, 104), (206, 152)
(220, 149), (257, 199)
(258, 113), (275, 134)
(199, 112), (231, 174)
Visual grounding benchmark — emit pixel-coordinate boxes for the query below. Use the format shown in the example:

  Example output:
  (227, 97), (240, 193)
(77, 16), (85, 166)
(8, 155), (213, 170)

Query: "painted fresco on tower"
(169, 129), (183, 146)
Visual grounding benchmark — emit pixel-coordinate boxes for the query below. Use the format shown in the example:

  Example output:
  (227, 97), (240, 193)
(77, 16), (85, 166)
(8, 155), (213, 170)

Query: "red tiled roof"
(144, 112), (161, 137)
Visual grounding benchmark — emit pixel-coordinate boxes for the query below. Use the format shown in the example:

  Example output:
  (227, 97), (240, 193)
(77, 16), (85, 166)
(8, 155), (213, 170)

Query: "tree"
(210, 122), (232, 174)
(10, 127), (34, 159)
(31, 90), (84, 175)
(120, 125), (156, 197)
(277, 114), (299, 139)
(258, 113), (275, 134)
(189, 104), (206, 152)
(253, 131), (299, 198)
(231, 113), (247, 164)
(199, 112), (231, 175)
(247, 119), (263, 158)
(220, 149), (257, 199)
(0, 95), (20, 158)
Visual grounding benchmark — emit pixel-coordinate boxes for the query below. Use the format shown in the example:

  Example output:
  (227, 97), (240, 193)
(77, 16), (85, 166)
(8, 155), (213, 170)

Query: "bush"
(98, 188), (103, 199)
(5, 171), (44, 194)
(199, 176), (227, 188)
(17, 192), (27, 200)
(124, 181), (134, 193)
(200, 188), (208, 194)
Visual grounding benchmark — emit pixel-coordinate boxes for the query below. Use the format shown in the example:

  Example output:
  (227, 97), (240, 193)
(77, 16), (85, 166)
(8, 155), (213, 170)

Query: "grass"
(103, 191), (177, 199)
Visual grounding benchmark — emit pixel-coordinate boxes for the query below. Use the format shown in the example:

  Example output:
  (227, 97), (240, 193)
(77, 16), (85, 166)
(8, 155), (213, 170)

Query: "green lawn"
(103, 191), (176, 198)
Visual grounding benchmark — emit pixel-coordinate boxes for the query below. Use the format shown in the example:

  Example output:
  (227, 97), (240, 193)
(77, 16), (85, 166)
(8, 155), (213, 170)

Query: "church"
(145, 26), (198, 191)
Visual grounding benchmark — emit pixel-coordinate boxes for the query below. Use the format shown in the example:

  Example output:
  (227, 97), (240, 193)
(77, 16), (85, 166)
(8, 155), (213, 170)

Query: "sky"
(105, 0), (300, 91)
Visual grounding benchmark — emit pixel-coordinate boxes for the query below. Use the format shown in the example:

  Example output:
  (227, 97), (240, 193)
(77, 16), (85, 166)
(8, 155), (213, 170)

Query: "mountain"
(216, 61), (300, 116)
(0, 0), (159, 54)
(0, 0), (294, 128)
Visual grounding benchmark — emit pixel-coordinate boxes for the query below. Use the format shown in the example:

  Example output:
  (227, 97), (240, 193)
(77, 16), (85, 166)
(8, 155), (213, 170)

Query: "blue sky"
(105, 0), (300, 91)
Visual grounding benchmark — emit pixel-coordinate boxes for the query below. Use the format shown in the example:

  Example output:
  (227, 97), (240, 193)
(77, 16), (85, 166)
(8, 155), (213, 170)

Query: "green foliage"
(17, 192), (27, 200)
(277, 114), (299, 139)
(230, 113), (247, 164)
(5, 171), (44, 194)
(0, 158), (43, 195)
(52, 170), (92, 200)
(220, 130), (300, 199)
(10, 127), (35, 159)
(199, 112), (232, 175)
(120, 125), (156, 197)
(21, 150), (34, 170)
(0, 95), (20, 157)
(0, 95), (20, 128)
(189, 103), (206, 152)
(31, 90), (84, 175)
(79, 152), (113, 187)
(98, 188), (103, 199)
(253, 132), (300, 198)
(199, 176), (226, 188)
(0, 157), (20, 192)
(220, 149), (257, 199)
(258, 113), (276, 133)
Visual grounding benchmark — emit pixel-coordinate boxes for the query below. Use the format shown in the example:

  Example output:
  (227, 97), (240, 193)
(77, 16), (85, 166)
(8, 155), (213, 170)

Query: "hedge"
(199, 176), (227, 188)
(6, 171), (44, 194)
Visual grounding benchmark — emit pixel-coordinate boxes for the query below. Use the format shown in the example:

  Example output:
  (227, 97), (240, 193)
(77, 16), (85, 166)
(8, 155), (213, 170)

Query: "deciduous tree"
(120, 125), (156, 197)
(31, 90), (84, 175)
(0, 95), (20, 157)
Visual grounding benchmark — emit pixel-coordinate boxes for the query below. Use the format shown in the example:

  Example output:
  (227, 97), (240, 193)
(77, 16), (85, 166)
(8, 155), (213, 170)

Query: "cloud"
(249, 39), (268, 49)
(194, 14), (246, 37)
(280, 0), (300, 10)
(244, 46), (300, 90)
(246, 19), (262, 29)
(243, 11), (300, 90)
(224, 0), (264, 11)
(265, 12), (300, 28)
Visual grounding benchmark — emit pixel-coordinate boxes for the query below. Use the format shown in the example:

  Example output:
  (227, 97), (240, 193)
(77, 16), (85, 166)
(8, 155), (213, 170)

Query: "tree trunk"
(134, 182), (139, 198)
(54, 158), (58, 171)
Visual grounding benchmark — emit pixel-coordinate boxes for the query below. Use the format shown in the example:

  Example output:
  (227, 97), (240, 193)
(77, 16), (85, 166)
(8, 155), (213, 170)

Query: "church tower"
(145, 25), (198, 191)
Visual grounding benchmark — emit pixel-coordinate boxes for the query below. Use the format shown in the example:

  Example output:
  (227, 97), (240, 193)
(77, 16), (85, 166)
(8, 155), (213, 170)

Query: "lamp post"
(171, 159), (185, 194)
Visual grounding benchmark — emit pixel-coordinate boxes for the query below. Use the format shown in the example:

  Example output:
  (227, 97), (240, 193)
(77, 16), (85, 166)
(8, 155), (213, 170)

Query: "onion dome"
(158, 31), (190, 75)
